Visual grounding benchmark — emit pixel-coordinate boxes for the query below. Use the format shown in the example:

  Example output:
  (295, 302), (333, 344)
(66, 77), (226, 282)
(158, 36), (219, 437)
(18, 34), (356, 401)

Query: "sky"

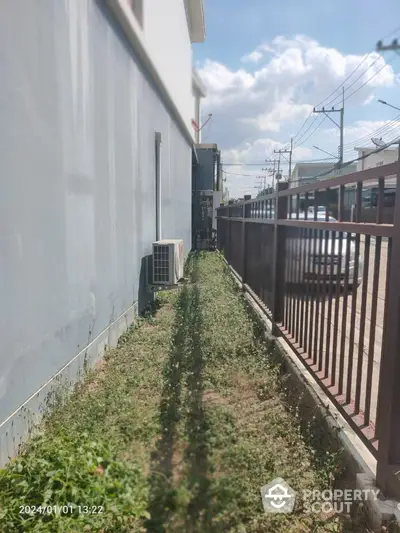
(192, 0), (400, 199)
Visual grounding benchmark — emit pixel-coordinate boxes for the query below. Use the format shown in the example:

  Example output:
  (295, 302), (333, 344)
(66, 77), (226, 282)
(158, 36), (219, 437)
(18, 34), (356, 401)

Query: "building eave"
(354, 146), (397, 152)
(184, 0), (205, 43)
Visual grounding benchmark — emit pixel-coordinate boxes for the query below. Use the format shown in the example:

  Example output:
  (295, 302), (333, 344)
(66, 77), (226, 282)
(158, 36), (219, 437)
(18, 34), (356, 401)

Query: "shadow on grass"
(183, 268), (212, 533)
(146, 257), (212, 533)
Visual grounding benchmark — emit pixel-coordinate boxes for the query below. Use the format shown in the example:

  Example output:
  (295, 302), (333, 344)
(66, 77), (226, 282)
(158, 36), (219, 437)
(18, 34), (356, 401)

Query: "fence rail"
(217, 160), (400, 499)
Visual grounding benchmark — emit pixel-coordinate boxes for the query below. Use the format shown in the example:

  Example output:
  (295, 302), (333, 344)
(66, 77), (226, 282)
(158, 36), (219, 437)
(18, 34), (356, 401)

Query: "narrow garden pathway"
(0, 253), (369, 532)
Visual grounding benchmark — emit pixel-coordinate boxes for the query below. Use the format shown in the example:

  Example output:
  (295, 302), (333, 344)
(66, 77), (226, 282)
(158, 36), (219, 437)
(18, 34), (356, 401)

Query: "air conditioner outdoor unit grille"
(152, 239), (184, 286)
(153, 245), (170, 284)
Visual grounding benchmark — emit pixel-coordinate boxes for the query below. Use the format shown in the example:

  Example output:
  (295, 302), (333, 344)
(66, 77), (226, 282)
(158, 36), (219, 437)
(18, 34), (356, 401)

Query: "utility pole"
(272, 159), (277, 190)
(261, 168), (270, 191)
(313, 87), (344, 168)
(263, 159), (279, 191)
(377, 38), (400, 52)
(274, 143), (293, 181)
(254, 176), (264, 195)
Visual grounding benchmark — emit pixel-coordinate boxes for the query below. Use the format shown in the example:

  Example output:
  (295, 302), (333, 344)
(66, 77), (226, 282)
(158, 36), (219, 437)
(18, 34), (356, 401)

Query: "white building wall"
(356, 148), (398, 171)
(120, 0), (194, 136)
(0, 0), (194, 465)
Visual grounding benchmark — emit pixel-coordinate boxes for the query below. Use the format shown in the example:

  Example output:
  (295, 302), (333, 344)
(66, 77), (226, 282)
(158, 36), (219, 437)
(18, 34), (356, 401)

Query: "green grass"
(0, 252), (370, 532)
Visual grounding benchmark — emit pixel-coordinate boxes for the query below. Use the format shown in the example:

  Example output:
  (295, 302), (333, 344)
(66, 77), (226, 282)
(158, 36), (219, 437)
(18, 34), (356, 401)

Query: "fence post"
(217, 203), (224, 250)
(271, 182), (289, 336)
(375, 151), (400, 498)
(242, 195), (251, 289)
(227, 200), (234, 262)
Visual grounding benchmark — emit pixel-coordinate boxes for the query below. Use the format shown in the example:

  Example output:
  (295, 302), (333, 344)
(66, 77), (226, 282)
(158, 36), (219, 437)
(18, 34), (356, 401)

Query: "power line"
(330, 55), (396, 108)
(222, 169), (261, 177)
(323, 56), (382, 109)
(320, 25), (400, 110)
(294, 53), (397, 157)
(342, 126), (400, 156)
(342, 113), (400, 149)
(297, 115), (327, 146)
(221, 157), (337, 171)
(296, 139), (399, 184)
(290, 25), (400, 148)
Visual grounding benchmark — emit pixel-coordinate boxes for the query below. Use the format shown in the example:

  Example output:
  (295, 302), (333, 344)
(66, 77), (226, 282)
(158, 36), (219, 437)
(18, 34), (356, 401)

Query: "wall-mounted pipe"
(155, 132), (162, 241)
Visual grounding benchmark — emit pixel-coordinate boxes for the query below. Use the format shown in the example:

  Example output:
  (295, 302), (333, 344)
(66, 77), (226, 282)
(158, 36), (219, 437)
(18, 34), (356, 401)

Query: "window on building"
(129, 0), (143, 26)
(363, 187), (396, 208)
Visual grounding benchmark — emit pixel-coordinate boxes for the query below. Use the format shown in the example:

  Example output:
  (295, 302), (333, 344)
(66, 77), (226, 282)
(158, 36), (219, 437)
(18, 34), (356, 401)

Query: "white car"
(287, 212), (363, 287)
(307, 205), (329, 219)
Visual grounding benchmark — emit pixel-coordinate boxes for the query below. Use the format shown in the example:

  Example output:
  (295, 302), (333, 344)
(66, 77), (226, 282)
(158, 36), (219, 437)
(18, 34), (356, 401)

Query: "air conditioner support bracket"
(148, 278), (188, 292)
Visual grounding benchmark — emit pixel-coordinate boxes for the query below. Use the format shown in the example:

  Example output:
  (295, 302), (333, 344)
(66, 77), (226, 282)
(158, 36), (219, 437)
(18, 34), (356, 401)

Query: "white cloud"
(241, 50), (263, 64)
(242, 102), (313, 132)
(241, 44), (274, 64)
(199, 35), (395, 139)
(197, 34), (397, 198)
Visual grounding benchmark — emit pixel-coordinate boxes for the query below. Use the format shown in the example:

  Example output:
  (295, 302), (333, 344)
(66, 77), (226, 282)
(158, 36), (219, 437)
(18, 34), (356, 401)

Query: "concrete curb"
(220, 253), (400, 532)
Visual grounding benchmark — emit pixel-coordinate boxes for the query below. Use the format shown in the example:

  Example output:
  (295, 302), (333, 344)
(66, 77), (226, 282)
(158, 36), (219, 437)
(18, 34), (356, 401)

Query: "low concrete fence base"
(222, 253), (400, 532)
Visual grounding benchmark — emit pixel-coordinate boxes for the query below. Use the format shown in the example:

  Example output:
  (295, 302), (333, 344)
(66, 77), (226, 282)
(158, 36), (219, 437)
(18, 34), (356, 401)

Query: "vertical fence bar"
(300, 193), (309, 351)
(331, 186), (345, 387)
(364, 234), (381, 425)
(227, 200), (233, 262)
(241, 195), (251, 289)
(318, 190), (329, 372)
(376, 151), (400, 498)
(294, 195), (301, 343)
(290, 195), (299, 338)
(272, 183), (288, 334)
(375, 236), (392, 440)
(303, 196), (311, 354)
(324, 227), (335, 379)
(313, 224), (323, 365)
(217, 205), (223, 250)
(338, 232), (351, 396)
(354, 235), (371, 413)
(345, 182), (362, 403)
(299, 225), (307, 351)
(364, 178), (385, 424)
(286, 196), (294, 333)
(308, 202), (318, 361)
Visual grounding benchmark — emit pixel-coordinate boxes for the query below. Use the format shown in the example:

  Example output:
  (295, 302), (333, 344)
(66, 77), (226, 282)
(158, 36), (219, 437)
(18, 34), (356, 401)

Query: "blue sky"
(193, 0), (400, 197)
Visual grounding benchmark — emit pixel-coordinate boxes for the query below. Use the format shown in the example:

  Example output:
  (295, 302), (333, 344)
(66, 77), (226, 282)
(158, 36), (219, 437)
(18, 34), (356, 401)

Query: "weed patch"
(0, 252), (370, 532)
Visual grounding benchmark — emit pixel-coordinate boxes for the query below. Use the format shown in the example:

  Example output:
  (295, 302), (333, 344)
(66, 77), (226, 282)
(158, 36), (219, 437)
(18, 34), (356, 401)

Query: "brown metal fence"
(217, 160), (400, 499)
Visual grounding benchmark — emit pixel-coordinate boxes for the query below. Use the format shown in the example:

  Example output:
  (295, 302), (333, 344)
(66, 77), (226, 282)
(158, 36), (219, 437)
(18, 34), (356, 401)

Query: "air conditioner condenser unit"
(152, 239), (184, 286)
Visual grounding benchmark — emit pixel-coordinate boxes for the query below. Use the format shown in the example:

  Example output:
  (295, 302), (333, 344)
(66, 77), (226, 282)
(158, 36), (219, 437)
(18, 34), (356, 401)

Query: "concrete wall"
(0, 0), (192, 462)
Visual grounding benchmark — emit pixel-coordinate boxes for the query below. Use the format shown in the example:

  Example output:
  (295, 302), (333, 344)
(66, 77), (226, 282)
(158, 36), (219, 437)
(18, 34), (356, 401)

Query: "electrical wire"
(329, 55), (396, 108)
(297, 139), (399, 183)
(341, 113), (400, 150)
(222, 157), (337, 172)
(290, 25), (400, 148)
(222, 169), (261, 177)
(296, 115), (327, 147)
(201, 116), (213, 142)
